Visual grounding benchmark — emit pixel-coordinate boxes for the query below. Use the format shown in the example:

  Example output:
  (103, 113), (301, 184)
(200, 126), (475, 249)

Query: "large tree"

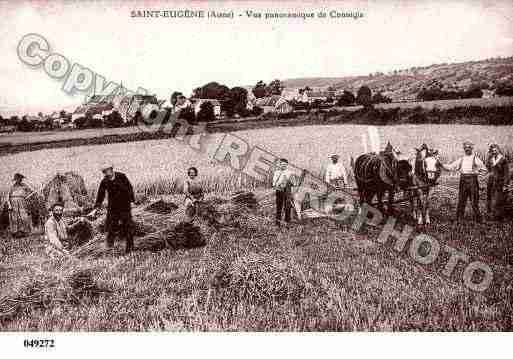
(356, 86), (373, 107)
(193, 82), (230, 100)
(267, 79), (284, 96)
(224, 86), (248, 117)
(336, 90), (356, 106)
(372, 92), (392, 104)
(252, 80), (267, 99)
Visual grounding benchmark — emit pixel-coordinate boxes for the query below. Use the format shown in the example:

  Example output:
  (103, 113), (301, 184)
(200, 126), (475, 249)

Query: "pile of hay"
(230, 191), (258, 209)
(211, 252), (309, 304)
(136, 222), (205, 252)
(0, 268), (109, 324)
(67, 220), (95, 248)
(42, 171), (92, 216)
(195, 192), (258, 229)
(144, 199), (178, 214)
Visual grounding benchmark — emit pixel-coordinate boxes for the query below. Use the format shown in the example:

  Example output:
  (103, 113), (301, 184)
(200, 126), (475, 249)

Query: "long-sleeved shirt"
(183, 178), (203, 200)
(486, 154), (510, 184)
(44, 216), (68, 250)
(95, 172), (135, 213)
(325, 162), (348, 185)
(272, 169), (293, 191)
(445, 154), (486, 175)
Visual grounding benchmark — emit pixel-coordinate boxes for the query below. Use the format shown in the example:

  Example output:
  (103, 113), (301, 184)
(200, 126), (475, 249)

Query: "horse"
(409, 148), (442, 225)
(352, 144), (413, 215)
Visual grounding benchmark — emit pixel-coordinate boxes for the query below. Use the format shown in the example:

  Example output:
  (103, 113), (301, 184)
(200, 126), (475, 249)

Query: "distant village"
(2, 56), (513, 133)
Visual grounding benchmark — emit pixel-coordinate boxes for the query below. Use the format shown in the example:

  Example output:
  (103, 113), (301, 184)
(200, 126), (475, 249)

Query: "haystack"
(194, 191), (258, 229)
(0, 268), (109, 324)
(230, 191), (258, 209)
(144, 199), (178, 214)
(211, 252), (308, 304)
(136, 222), (205, 252)
(42, 172), (92, 216)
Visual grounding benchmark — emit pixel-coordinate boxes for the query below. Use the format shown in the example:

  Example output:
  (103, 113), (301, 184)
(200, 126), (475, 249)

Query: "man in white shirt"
(441, 141), (487, 222)
(44, 202), (85, 257)
(325, 154), (348, 190)
(272, 158), (293, 226)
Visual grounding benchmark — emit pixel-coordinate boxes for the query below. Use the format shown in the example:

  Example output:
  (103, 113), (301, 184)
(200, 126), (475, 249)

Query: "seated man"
(44, 202), (85, 257)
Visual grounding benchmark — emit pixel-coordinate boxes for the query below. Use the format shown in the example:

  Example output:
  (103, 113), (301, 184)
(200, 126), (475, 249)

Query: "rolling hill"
(281, 56), (513, 101)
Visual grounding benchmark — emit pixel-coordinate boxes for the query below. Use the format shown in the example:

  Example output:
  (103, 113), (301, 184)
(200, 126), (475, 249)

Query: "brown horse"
(352, 144), (413, 215)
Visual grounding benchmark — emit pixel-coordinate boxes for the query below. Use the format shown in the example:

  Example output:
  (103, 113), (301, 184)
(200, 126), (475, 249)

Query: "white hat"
(100, 163), (114, 172)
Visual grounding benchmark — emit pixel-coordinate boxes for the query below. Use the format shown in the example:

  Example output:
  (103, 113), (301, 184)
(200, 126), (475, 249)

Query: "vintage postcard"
(0, 0), (512, 353)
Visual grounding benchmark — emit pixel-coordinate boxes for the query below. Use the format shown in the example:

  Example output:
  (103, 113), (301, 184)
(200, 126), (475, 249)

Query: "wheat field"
(1, 123), (513, 331)
(1, 124), (512, 200)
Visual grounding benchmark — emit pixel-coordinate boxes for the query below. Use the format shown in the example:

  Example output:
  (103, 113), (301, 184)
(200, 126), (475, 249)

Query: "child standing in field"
(184, 167), (204, 221)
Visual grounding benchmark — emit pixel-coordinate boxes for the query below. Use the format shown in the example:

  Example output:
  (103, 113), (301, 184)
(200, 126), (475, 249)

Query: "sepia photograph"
(0, 0), (513, 353)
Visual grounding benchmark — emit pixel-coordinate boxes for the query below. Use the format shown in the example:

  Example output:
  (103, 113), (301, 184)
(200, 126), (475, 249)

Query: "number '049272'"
(23, 339), (55, 348)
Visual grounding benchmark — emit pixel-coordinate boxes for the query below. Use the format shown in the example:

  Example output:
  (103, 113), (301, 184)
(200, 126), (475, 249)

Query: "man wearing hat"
(486, 143), (510, 220)
(441, 141), (487, 222)
(325, 154), (348, 190)
(92, 164), (135, 253)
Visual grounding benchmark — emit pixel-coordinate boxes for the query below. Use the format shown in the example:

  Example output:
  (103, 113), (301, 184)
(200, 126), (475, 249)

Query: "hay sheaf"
(0, 268), (109, 324)
(211, 252), (309, 304)
(137, 222), (205, 252)
(144, 199), (178, 214)
(42, 171), (93, 215)
(197, 192), (259, 229)
(67, 220), (94, 248)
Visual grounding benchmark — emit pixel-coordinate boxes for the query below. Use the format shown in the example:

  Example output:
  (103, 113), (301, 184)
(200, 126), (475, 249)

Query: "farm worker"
(184, 167), (204, 221)
(325, 154), (348, 189)
(486, 143), (510, 221)
(44, 202), (86, 258)
(91, 164), (135, 253)
(272, 158), (293, 226)
(6, 173), (34, 238)
(441, 141), (487, 223)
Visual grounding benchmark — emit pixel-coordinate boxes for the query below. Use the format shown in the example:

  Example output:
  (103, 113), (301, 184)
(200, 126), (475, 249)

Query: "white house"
(255, 95), (293, 114)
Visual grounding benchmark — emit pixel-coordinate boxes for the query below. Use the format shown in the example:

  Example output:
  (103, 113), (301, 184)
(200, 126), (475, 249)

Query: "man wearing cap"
(486, 143), (510, 220)
(441, 141), (487, 222)
(325, 154), (348, 190)
(92, 164), (135, 253)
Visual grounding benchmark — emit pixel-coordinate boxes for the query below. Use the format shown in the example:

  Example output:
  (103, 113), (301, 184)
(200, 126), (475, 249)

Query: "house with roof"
(255, 95), (293, 114)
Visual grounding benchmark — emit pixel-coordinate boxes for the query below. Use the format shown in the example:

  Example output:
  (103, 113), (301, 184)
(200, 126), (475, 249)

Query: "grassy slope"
(1, 178), (512, 331)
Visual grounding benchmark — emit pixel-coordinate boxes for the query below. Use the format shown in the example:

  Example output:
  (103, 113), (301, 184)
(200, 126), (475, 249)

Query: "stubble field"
(0, 123), (512, 331)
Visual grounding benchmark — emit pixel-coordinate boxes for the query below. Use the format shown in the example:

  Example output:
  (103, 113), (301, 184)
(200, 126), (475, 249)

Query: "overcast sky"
(0, 0), (512, 117)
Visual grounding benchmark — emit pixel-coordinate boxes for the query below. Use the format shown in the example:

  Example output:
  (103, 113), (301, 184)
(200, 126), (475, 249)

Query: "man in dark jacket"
(93, 164), (135, 253)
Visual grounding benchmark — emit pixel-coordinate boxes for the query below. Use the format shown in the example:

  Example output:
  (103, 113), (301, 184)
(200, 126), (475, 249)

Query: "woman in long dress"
(183, 167), (204, 221)
(7, 173), (34, 237)
(486, 144), (510, 220)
